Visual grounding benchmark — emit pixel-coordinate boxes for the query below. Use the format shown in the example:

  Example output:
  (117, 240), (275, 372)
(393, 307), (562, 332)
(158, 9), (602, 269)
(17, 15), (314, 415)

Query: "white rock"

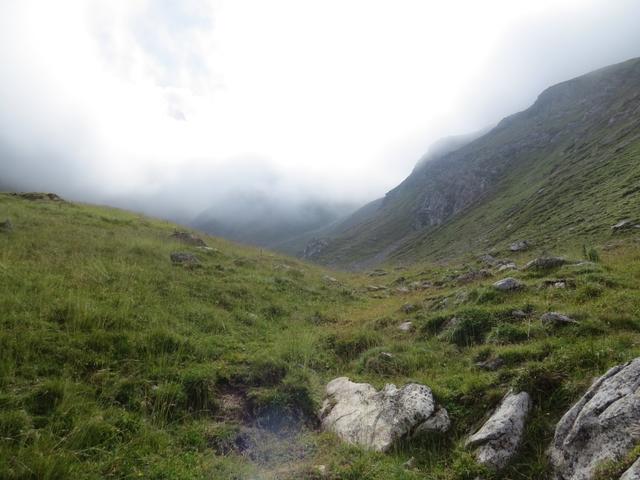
(466, 391), (531, 470)
(621, 458), (640, 480)
(398, 321), (414, 332)
(320, 377), (450, 452)
(549, 358), (640, 480)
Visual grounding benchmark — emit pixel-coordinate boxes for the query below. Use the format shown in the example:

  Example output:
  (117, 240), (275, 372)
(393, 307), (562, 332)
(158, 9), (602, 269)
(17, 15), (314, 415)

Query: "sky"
(1, 0), (640, 222)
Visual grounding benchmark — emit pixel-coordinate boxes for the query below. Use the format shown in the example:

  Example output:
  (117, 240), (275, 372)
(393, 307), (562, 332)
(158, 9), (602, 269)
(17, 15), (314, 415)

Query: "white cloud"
(1, 0), (639, 218)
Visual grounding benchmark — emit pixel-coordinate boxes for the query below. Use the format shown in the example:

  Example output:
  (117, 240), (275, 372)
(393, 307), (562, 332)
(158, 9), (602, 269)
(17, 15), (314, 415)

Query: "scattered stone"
(401, 303), (417, 314)
(549, 358), (640, 480)
(612, 219), (635, 232)
(398, 321), (414, 332)
(0, 219), (12, 233)
(369, 270), (388, 277)
(621, 458), (640, 480)
(170, 252), (200, 266)
(554, 281), (566, 289)
(466, 391), (531, 470)
(475, 357), (505, 371)
(456, 269), (492, 284)
(510, 240), (531, 252)
(524, 257), (566, 270)
(196, 246), (217, 252)
(540, 312), (578, 326)
(323, 275), (339, 283)
(315, 465), (328, 477)
(367, 285), (387, 292)
(493, 277), (524, 291)
(511, 310), (528, 319)
(498, 262), (517, 272)
(396, 286), (410, 294)
(319, 377), (450, 452)
(379, 352), (394, 360)
(409, 280), (433, 290)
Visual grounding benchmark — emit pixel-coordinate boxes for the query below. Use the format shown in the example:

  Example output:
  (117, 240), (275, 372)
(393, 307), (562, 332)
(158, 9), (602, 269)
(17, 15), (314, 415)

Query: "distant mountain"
(307, 57), (640, 268)
(192, 191), (358, 254)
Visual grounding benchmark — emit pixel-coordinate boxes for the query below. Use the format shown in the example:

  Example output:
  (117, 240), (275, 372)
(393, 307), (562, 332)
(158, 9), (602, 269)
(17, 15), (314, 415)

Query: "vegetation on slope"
(1, 193), (640, 479)
(311, 57), (640, 268)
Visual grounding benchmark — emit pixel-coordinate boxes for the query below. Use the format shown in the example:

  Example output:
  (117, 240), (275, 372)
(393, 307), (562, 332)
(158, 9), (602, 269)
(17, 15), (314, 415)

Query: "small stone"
(398, 321), (414, 332)
(493, 277), (524, 291)
(323, 275), (338, 283)
(497, 262), (517, 272)
(509, 240), (530, 252)
(511, 310), (528, 319)
(396, 286), (410, 294)
(553, 281), (566, 289)
(316, 465), (328, 477)
(541, 312), (577, 325)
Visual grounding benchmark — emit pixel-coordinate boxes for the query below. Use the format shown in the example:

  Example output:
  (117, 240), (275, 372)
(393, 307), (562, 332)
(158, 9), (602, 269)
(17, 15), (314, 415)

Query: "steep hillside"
(3, 192), (640, 479)
(309, 57), (640, 268)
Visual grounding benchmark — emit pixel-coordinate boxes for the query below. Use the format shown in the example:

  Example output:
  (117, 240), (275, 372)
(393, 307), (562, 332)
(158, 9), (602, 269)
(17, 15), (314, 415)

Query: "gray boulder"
(493, 277), (524, 291)
(319, 377), (450, 452)
(621, 459), (640, 480)
(525, 257), (566, 270)
(466, 391), (531, 470)
(549, 358), (640, 480)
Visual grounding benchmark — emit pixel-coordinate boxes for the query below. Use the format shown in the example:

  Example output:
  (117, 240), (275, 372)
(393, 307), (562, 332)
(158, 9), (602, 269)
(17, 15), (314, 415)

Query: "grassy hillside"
(2, 193), (640, 479)
(311, 57), (640, 268)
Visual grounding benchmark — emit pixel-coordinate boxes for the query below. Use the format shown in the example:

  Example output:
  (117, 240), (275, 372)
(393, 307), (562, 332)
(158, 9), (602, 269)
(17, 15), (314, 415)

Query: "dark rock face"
(549, 358), (640, 480)
(303, 238), (329, 259)
(170, 252), (200, 266)
(170, 231), (207, 247)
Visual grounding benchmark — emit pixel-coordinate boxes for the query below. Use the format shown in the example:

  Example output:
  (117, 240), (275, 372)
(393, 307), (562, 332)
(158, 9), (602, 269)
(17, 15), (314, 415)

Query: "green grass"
(1, 193), (640, 478)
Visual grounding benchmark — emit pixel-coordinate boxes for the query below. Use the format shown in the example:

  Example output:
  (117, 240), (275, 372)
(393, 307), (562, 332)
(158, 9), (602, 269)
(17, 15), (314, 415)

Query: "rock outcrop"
(319, 377), (450, 452)
(170, 252), (200, 266)
(549, 358), (640, 480)
(510, 240), (531, 252)
(466, 391), (531, 470)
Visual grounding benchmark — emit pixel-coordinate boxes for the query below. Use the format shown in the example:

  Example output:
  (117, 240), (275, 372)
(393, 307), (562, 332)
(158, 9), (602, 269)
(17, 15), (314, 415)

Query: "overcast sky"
(1, 0), (640, 220)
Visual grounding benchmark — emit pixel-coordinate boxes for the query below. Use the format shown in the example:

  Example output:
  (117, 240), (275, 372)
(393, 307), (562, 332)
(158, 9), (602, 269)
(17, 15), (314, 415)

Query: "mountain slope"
(4, 193), (640, 479)
(309, 57), (640, 268)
